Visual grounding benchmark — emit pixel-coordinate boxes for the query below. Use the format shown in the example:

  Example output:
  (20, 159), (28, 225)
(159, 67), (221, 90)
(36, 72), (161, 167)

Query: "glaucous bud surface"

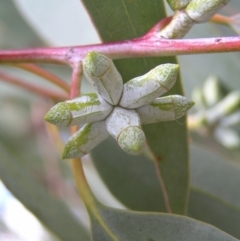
(120, 64), (179, 108)
(45, 93), (112, 127)
(83, 52), (123, 105)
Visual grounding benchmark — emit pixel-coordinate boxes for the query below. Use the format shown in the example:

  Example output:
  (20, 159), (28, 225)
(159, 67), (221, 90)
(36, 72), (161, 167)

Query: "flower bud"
(137, 95), (194, 124)
(202, 75), (224, 107)
(186, 0), (231, 23)
(167, 0), (192, 11)
(63, 121), (109, 159)
(219, 111), (240, 127)
(83, 52), (123, 105)
(160, 11), (194, 39)
(192, 87), (206, 110)
(106, 107), (146, 155)
(214, 127), (240, 149)
(45, 93), (113, 127)
(205, 91), (240, 125)
(120, 64), (179, 109)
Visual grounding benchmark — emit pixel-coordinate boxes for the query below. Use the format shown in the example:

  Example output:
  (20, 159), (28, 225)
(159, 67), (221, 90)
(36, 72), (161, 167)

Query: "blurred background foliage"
(0, 0), (240, 240)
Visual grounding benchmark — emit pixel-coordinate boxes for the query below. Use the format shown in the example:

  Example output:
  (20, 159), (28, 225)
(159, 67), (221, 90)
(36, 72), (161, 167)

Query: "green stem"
(72, 157), (100, 212)
(71, 155), (120, 241)
(69, 66), (120, 240)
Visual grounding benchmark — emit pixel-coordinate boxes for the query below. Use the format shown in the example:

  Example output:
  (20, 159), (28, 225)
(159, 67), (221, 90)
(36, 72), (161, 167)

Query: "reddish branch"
(0, 71), (68, 100)
(15, 63), (70, 92)
(0, 22), (239, 66)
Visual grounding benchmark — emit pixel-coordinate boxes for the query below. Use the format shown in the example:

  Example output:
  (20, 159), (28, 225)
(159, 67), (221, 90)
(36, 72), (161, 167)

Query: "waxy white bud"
(186, 0), (231, 23)
(160, 11), (194, 39)
(137, 95), (194, 124)
(83, 52), (123, 105)
(120, 64), (179, 109)
(45, 93), (113, 127)
(219, 111), (240, 127)
(106, 107), (146, 155)
(167, 0), (192, 11)
(192, 87), (206, 110)
(214, 127), (240, 149)
(202, 76), (224, 107)
(205, 91), (240, 125)
(63, 121), (109, 159)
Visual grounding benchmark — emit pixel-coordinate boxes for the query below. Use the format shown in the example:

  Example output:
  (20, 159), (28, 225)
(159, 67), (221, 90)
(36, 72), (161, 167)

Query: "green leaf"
(189, 188), (240, 240)
(188, 143), (240, 238)
(83, 0), (189, 214)
(190, 143), (240, 208)
(13, 0), (99, 46)
(190, 131), (240, 164)
(0, 98), (89, 241)
(0, 142), (90, 241)
(91, 204), (239, 241)
(0, 0), (44, 48)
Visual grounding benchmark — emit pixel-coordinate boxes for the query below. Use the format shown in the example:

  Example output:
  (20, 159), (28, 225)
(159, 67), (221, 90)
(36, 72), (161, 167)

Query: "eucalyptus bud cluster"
(191, 75), (240, 149)
(45, 52), (194, 159)
(162, 0), (231, 39)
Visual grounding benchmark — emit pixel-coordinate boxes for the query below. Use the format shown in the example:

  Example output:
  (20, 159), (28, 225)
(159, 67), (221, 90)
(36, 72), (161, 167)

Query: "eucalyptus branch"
(70, 61), (83, 99)
(14, 63), (70, 93)
(0, 27), (240, 66)
(0, 71), (68, 100)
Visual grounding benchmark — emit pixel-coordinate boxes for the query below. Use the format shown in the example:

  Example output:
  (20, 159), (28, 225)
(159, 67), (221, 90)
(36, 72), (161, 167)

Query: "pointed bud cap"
(186, 0), (231, 23)
(120, 64), (179, 109)
(137, 95), (194, 124)
(63, 121), (109, 159)
(83, 52), (123, 105)
(45, 102), (72, 127)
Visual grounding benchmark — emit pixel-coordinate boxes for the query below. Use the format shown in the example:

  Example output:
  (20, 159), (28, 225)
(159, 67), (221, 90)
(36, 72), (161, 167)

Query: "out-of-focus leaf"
(190, 131), (240, 164)
(83, 0), (189, 214)
(189, 188), (240, 239)
(0, 0), (44, 48)
(188, 143), (240, 238)
(0, 142), (90, 241)
(190, 143), (240, 207)
(0, 97), (90, 241)
(13, 0), (99, 46)
(90, 203), (239, 241)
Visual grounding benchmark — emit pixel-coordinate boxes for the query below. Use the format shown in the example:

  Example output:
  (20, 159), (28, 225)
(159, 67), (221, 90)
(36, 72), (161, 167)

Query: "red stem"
(70, 62), (83, 99)
(0, 71), (68, 100)
(14, 63), (70, 92)
(0, 36), (240, 65)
